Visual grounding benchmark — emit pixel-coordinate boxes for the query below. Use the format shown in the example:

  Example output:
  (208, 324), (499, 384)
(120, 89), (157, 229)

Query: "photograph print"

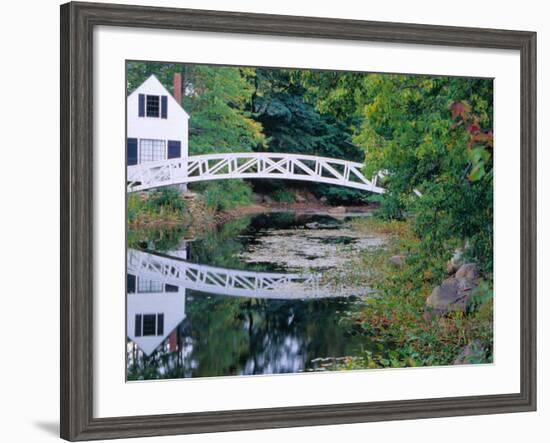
(126, 61), (494, 380)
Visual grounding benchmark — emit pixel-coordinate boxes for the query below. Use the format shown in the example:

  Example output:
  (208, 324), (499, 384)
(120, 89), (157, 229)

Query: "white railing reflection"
(127, 248), (358, 299)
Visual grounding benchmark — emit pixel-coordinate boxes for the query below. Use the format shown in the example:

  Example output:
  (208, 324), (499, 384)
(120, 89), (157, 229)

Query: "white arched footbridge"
(127, 152), (385, 194)
(128, 249), (363, 299)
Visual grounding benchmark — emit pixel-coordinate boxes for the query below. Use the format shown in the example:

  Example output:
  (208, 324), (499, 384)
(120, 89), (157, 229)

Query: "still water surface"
(127, 211), (383, 380)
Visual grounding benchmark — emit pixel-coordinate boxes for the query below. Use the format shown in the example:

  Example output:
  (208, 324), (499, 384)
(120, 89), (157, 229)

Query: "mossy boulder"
(425, 263), (479, 317)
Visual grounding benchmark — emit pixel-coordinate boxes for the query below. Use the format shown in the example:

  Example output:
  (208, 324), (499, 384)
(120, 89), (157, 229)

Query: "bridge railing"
(127, 152), (385, 194)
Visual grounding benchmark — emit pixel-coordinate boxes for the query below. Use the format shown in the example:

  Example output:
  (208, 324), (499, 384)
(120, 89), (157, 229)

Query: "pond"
(127, 211), (386, 380)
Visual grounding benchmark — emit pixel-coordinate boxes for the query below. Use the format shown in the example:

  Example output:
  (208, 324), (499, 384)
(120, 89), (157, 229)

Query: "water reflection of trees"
(128, 224), (190, 252)
(187, 216), (253, 268)
(128, 290), (363, 380)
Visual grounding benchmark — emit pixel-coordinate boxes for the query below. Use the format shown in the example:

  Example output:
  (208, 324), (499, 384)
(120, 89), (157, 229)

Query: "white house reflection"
(127, 272), (187, 356)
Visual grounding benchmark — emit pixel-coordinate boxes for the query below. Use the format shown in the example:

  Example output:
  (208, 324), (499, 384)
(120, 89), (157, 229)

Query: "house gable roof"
(128, 74), (189, 118)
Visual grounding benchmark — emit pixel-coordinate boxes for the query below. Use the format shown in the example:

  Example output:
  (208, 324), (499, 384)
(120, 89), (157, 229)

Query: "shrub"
(193, 180), (253, 211)
(272, 189), (295, 203)
(313, 184), (368, 205)
(147, 187), (187, 212)
(127, 187), (189, 226)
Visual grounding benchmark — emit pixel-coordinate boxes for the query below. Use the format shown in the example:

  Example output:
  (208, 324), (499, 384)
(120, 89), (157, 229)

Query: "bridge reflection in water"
(127, 248), (361, 358)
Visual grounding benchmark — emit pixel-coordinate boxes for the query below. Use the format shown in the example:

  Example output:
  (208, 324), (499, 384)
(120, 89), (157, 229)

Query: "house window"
(142, 314), (157, 336)
(139, 139), (165, 163)
(134, 313), (164, 337)
(127, 274), (136, 294)
(137, 278), (164, 293)
(146, 95), (160, 117)
(138, 94), (167, 118)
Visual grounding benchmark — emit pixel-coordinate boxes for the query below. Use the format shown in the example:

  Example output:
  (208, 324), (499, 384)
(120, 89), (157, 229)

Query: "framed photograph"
(60, 1), (536, 440)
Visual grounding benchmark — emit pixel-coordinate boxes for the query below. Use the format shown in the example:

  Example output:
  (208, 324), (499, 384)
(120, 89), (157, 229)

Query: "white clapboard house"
(127, 74), (189, 166)
(127, 273), (187, 356)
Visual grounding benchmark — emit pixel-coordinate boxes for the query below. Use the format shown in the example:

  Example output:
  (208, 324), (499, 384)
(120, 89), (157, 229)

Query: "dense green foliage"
(182, 66), (266, 153)
(301, 72), (493, 275)
(245, 68), (367, 203)
(193, 180), (253, 212)
(272, 188), (295, 204)
(249, 69), (357, 157)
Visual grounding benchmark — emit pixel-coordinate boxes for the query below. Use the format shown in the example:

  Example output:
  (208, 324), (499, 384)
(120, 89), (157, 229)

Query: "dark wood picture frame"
(60, 1), (537, 440)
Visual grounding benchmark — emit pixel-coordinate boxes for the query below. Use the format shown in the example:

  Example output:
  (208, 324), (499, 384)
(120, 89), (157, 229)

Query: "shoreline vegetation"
(338, 217), (493, 368)
(127, 185), (375, 233)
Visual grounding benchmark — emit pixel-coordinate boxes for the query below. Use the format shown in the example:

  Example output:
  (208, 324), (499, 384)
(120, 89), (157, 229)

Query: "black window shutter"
(134, 314), (142, 337)
(157, 314), (164, 336)
(127, 274), (136, 293)
(161, 95), (168, 119)
(127, 138), (138, 166)
(167, 140), (181, 159)
(138, 94), (145, 117)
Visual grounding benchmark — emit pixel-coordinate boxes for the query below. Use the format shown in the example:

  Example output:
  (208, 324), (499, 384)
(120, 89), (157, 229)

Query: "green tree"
(302, 72), (493, 273)
(245, 68), (367, 203)
(182, 66), (266, 154)
(127, 61), (180, 95)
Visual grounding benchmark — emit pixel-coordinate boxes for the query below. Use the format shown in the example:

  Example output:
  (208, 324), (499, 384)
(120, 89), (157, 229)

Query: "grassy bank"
(127, 186), (216, 251)
(128, 187), (194, 227)
(337, 218), (493, 369)
(128, 180), (256, 228)
(128, 181), (269, 251)
(127, 182), (373, 242)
